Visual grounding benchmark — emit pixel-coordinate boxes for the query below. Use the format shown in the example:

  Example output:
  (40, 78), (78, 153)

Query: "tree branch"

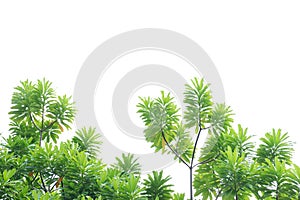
(41, 120), (57, 132)
(29, 113), (40, 131)
(40, 103), (45, 146)
(48, 173), (56, 192)
(40, 172), (48, 193)
(192, 153), (220, 169)
(31, 172), (39, 182)
(190, 126), (202, 168)
(203, 125), (212, 130)
(49, 176), (60, 192)
(215, 189), (222, 200)
(161, 130), (190, 168)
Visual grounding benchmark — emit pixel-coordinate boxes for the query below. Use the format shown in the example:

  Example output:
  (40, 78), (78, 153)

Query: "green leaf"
(72, 127), (102, 157)
(183, 78), (213, 129)
(256, 129), (294, 164)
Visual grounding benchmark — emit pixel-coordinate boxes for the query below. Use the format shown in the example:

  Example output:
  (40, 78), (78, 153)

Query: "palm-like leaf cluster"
(137, 91), (180, 153)
(112, 153), (141, 175)
(9, 79), (76, 146)
(184, 78), (213, 129)
(141, 171), (174, 200)
(195, 124), (254, 199)
(137, 77), (234, 199)
(256, 129), (294, 164)
(137, 78), (234, 161)
(72, 127), (102, 157)
(195, 124), (300, 200)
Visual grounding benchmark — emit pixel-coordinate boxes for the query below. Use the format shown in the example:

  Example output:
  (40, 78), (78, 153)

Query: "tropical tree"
(1, 77), (299, 199)
(253, 129), (296, 199)
(194, 123), (297, 199)
(9, 78), (76, 147)
(194, 124), (255, 199)
(137, 77), (233, 199)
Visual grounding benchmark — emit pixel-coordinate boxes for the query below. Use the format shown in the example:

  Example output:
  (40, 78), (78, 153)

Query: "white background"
(1, 1), (300, 196)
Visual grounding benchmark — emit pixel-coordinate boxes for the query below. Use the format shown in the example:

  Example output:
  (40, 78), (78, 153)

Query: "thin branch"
(203, 125), (212, 130)
(215, 189), (222, 200)
(189, 168), (193, 200)
(49, 177), (58, 192)
(41, 120), (57, 132)
(40, 103), (45, 146)
(48, 173), (56, 192)
(190, 126), (202, 167)
(31, 172), (39, 182)
(29, 113), (40, 131)
(40, 172), (48, 192)
(50, 183), (56, 192)
(192, 153), (220, 169)
(30, 173), (44, 192)
(161, 130), (190, 168)
(39, 130), (43, 146)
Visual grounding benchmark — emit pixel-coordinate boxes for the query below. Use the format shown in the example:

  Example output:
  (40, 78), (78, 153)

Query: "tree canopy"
(0, 78), (299, 200)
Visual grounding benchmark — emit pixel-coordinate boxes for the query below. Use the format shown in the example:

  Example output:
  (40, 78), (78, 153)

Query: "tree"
(137, 77), (234, 200)
(194, 124), (297, 199)
(9, 78), (76, 147)
(194, 124), (255, 199)
(1, 77), (299, 199)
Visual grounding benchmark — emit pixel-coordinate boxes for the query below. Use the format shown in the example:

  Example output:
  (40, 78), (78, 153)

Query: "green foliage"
(183, 78), (213, 129)
(223, 124), (254, 158)
(137, 91), (180, 153)
(209, 103), (234, 135)
(60, 145), (105, 199)
(98, 168), (143, 200)
(4, 135), (34, 156)
(137, 78), (240, 200)
(0, 148), (17, 172)
(195, 124), (298, 200)
(137, 78), (234, 163)
(0, 169), (18, 198)
(171, 123), (194, 163)
(256, 129), (294, 164)
(260, 157), (293, 199)
(200, 124), (253, 162)
(32, 190), (60, 200)
(215, 146), (252, 199)
(194, 130), (254, 199)
(289, 164), (300, 199)
(1, 77), (299, 200)
(112, 153), (141, 175)
(142, 171), (174, 200)
(172, 193), (185, 200)
(194, 161), (220, 200)
(78, 196), (103, 200)
(72, 127), (102, 157)
(9, 79), (76, 146)
(27, 143), (60, 192)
